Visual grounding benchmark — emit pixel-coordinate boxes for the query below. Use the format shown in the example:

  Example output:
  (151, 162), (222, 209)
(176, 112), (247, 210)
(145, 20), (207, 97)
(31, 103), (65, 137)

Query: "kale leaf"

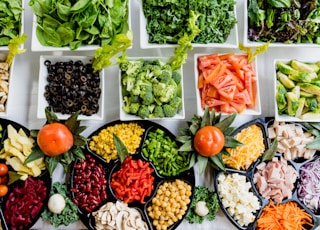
(142, 0), (237, 44)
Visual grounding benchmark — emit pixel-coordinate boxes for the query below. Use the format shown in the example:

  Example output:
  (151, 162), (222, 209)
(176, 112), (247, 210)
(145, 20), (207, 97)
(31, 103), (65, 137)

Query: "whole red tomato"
(193, 126), (225, 157)
(37, 123), (74, 156)
(0, 163), (8, 177)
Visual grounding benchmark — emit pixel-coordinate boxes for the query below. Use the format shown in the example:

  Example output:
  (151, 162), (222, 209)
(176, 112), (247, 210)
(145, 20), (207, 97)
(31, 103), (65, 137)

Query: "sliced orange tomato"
(197, 53), (257, 114)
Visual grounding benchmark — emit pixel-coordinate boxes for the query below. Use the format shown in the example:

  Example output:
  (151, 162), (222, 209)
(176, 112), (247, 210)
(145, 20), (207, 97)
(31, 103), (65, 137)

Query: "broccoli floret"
(138, 105), (150, 119)
(122, 75), (136, 91)
(152, 105), (165, 118)
(122, 96), (131, 114)
(129, 103), (140, 114)
(172, 71), (182, 84)
(163, 104), (177, 117)
(159, 70), (172, 82)
(159, 79), (178, 103)
(169, 96), (182, 111)
(141, 90), (154, 105)
(120, 59), (144, 76)
(152, 82), (167, 97)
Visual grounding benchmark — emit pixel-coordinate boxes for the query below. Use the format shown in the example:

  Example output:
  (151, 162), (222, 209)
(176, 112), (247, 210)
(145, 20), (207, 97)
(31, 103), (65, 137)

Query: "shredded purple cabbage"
(298, 158), (320, 213)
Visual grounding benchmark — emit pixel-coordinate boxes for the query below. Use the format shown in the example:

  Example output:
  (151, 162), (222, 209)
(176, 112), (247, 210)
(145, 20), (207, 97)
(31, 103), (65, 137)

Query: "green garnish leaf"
(6, 34), (27, 66)
(92, 31), (132, 72)
(239, 42), (270, 63)
(7, 171), (23, 185)
(25, 145), (44, 164)
(113, 133), (129, 163)
(261, 138), (278, 162)
(224, 136), (243, 148)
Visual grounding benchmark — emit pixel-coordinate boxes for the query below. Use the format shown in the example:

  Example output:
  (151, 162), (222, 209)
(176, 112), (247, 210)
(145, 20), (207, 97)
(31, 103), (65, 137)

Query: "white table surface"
(3, 0), (320, 229)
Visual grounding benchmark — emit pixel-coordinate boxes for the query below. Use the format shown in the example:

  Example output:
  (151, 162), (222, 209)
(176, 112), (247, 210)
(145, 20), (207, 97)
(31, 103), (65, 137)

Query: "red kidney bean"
(70, 154), (107, 213)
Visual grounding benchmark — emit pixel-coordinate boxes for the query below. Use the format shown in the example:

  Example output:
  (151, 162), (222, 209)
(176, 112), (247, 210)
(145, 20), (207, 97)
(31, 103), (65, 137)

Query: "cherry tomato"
(0, 163), (8, 177)
(193, 126), (225, 157)
(37, 123), (74, 156)
(0, 184), (8, 197)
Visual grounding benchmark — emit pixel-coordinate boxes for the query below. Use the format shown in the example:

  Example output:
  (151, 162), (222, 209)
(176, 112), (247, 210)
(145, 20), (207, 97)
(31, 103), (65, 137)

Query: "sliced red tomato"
(244, 74), (255, 107)
(205, 98), (226, 107)
(220, 103), (237, 113)
(233, 89), (251, 105)
(218, 85), (237, 101)
(230, 101), (246, 113)
(213, 74), (234, 89)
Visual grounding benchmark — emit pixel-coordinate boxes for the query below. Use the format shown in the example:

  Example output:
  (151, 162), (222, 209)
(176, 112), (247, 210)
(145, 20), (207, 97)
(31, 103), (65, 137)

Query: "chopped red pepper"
(110, 156), (154, 204)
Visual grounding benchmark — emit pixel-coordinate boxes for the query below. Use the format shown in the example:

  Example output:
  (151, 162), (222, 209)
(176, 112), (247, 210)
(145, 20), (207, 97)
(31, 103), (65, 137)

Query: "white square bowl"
(31, 2), (131, 52)
(0, 53), (15, 116)
(37, 55), (104, 120)
(274, 58), (320, 122)
(194, 53), (261, 117)
(139, 4), (238, 49)
(119, 57), (185, 120)
(243, 0), (320, 48)
(0, 0), (24, 51)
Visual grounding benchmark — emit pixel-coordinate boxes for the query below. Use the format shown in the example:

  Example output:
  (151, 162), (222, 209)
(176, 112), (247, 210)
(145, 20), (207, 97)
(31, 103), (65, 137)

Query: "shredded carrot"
(223, 124), (265, 170)
(257, 201), (313, 230)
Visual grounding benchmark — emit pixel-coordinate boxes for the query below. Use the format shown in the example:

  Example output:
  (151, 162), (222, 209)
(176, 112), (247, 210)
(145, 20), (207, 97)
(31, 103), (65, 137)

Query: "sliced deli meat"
(254, 157), (298, 203)
(268, 121), (316, 160)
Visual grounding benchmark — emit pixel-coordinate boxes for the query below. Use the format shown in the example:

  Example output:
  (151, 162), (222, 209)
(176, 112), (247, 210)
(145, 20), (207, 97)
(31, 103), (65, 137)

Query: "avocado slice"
(291, 60), (315, 73)
(299, 83), (320, 97)
(277, 71), (295, 89)
(276, 61), (299, 75)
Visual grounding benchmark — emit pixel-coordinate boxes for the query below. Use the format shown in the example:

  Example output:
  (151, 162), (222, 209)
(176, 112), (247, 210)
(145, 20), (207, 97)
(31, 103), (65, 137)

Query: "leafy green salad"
(142, 0), (237, 44)
(29, 0), (129, 50)
(0, 0), (23, 46)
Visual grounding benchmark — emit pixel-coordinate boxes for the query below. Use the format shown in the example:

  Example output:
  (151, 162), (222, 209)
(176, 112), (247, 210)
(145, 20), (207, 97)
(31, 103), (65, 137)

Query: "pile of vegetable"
(119, 56), (183, 119)
(142, 128), (190, 176)
(0, 0), (23, 46)
(43, 59), (102, 116)
(4, 177), (48, 229)
(298, 157), (320, 213)
(185, 186), (219, 224)
(257, 201), (313, 229)
(147, 179), (192, 230)
(41, 182), (79, 228)
(248, 0), (320, 44)
(70, 154), (107, 213)
(110, 156), (154, 204)
(275, 59), (320, 119)
(92, 201), (148, 230)
(89, 122), (144, 163)
(29, 0), (129, 50)
(142, 0), (237, 44)
(197, 53), (257, 114)
(0, 124), (45, 179)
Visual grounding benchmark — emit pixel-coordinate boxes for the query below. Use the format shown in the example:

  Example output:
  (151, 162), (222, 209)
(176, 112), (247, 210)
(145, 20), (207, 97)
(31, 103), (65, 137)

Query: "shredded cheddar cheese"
(223, 124), (265, 170)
